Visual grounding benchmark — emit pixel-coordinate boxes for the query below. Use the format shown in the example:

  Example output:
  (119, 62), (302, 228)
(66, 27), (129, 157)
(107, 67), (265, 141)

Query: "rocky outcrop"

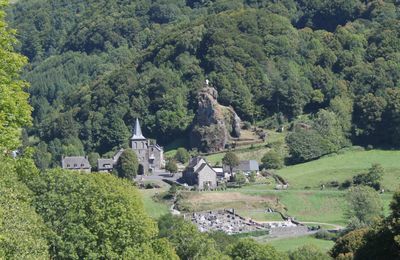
(190, 82), (241, 152)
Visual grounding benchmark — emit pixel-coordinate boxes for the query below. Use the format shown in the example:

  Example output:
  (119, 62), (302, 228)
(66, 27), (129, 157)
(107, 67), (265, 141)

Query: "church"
(129, 118), (164, 174)
(96, 118), (165, 174)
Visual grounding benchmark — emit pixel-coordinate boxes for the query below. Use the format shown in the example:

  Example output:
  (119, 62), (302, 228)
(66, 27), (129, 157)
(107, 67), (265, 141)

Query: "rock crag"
(190, 81), (241, 152)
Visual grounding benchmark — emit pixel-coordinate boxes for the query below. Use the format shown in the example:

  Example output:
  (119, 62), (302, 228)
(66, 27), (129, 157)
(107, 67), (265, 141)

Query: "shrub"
(261, 150), (284, 169)
(174, 148), (190, 164)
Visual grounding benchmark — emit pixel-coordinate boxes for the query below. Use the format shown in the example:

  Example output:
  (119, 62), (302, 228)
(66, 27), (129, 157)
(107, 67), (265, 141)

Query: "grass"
(138, 181), (170, 219)
(262, 235), (335, 253)
(278, 149), (400, 191)
(178, 184), (395, 226)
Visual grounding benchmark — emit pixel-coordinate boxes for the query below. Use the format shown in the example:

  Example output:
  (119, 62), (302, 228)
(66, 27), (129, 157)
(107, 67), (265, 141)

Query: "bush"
(315, 229), (336, 241)
(289, 245), (331, 260)
(174, 148), (190, 164)
(261, 151), (284, 169)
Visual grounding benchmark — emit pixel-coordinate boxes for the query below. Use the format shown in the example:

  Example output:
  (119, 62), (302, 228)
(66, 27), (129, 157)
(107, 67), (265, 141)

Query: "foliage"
(174, 148), (190, 164)
(12, 0), (400, 157)
(233, 172), (247, 187)
(25, 169), (177, 259)
(352, 163), (384, 190)
(158, 214), (228, 259)
(114, 149), (139, 180)
(0, 157), (49, 259)
(286, 129), (332, 163)
(288, 245), (331, 260)
(330, 228), (369, 259)
(227, 238), (288, 260)
(261, 150), (284, 169)
(353, 190), (400, 259)
(345, 186), (383, 226)
(223, 151), (240, 173)
(0, 0), (31, 151)
(165, 160), (178, 174)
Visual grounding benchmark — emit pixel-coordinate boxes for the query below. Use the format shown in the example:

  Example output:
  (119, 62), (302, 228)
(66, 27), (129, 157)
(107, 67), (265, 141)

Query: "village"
(60, 116), (318, 239)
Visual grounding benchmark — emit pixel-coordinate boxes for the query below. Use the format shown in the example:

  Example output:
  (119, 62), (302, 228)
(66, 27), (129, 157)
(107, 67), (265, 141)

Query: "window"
(67, 164), (70, 167)
(81, 164), (84, 167)
(74, 164), (77, 167)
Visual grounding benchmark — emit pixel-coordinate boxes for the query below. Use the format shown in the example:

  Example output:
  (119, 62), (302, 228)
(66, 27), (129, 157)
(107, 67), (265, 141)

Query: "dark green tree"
(261, 150), (284, 169)
(222, 152), (240, 174)
(115, 149), (139, 180)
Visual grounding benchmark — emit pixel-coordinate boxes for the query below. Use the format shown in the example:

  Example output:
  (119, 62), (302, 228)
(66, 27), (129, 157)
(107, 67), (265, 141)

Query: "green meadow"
(278, 149), (400, 191)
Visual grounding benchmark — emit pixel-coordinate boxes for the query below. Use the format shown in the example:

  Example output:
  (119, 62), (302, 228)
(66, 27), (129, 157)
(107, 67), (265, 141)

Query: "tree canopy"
(0, 0), (31, 151)
(8, 0), (400, 161)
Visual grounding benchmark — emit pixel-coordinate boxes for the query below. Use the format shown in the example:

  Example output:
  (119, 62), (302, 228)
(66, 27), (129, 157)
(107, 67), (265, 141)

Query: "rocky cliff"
(190, 82), (241, 152)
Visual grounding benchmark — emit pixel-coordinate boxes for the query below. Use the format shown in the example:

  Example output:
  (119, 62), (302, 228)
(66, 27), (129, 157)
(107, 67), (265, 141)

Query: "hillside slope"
(9, 0), (400, 166)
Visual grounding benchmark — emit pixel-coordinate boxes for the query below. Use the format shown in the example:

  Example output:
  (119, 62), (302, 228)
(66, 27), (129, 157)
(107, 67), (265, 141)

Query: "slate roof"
(97, 158), (114, 170)
(62, 156), (91, 169)
(131, 118), (146, 140)
(223, 160), (259, 172)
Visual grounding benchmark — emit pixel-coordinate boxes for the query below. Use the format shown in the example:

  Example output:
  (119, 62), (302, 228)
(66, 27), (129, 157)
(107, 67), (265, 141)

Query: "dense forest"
(8, 0), (400, 164)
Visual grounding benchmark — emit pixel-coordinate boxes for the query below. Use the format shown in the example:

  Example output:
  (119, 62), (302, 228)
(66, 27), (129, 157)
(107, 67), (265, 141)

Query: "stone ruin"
(190, 81), (241, 153)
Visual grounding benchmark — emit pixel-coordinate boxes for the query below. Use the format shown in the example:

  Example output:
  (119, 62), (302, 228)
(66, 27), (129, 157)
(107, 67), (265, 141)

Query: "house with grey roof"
(61, 156), (91, 173)
(97, 149), (124, 173)
(223, 160), (259, 176)
(182, 157), (217, 190)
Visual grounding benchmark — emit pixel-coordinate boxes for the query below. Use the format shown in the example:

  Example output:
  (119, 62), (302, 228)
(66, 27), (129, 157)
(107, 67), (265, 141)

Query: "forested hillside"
(9, 0), (400, 165)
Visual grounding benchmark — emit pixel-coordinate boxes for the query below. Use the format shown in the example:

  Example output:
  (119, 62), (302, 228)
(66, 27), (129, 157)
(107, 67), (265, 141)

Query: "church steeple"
(131, 118), (146, 140)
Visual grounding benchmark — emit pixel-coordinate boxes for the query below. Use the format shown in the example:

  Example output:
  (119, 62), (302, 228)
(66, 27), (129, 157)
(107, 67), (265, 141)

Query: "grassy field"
(278, 149), (400, 191)
(177, 186), (394, 226)
(262, 235), (335, 253)
(138, 181), (170, 219)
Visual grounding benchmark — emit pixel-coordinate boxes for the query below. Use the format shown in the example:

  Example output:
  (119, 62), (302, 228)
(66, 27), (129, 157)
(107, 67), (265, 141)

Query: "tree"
(115, 149), (139, 180)
(165, 160), (178, 175)
(0, 0), (32, 151)
(25, 169), (177, 259)
(174, 148), (190, 164)
(261, 150), (284, 169)
(345, 186), (383, 226)
(34, 141), (52, 171)
(289, 245), (331, 260)
(353, 163), (384, 190)
(88, 152), (100, 171)
(353, 190), (400, 259)
(0, 157), (49, 259)
(227, 239), (287, 260)
(222, 152), (239, 174)
(286, 129), (332, 163)
(330, 228), (369, 259)
(158, 214), (228, 259)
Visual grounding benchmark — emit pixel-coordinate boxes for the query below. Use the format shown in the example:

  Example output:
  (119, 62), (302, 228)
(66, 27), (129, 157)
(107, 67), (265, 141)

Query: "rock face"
(190, 82), (241, 152)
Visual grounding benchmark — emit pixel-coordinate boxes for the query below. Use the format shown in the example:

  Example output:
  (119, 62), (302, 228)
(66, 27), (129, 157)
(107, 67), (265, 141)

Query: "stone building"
(97, 149), (124, 173)
(96, 119), (164, 174)
(130, 118), (164, 174)
(61, 156), (91, 173)
(182, 157), (217, 190)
